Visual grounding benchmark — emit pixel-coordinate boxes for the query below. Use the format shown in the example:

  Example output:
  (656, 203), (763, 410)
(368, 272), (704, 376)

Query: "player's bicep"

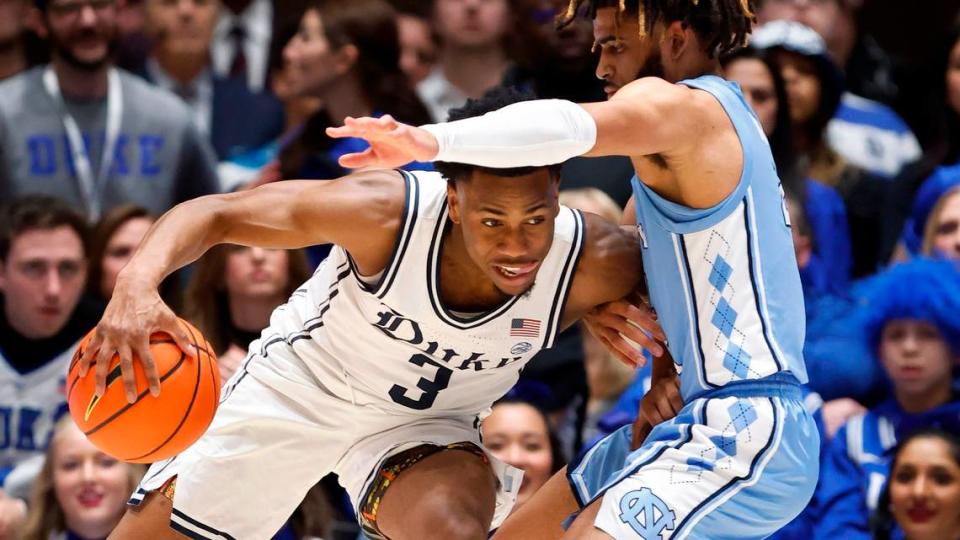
(562, 215), (644, 323)
(215, 171), (404, 254)
(581, 78), (698, 158)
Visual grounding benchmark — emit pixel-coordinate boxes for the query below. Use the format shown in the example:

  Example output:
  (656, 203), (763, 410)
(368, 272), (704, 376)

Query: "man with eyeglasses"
(0, 0), (220, 221)
(0, 195), (101, 536)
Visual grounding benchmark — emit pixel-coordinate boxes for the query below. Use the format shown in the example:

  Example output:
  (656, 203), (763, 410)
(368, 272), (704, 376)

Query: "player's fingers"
(655, 396), (676, 423)
(169, 319), (197, 358)
(325, 125), (358, 139)
(668, 379), (684, 414)
(78, 330), (102, 377)
(379, 114), (398, 130)
(600, 334), (642, 368)
(93, 340), (114, 397)
(601, 329), (647, 367)
(615, 302), (666, 342)
(135, 336), (161, 397)
(117, 343), (138, 403)
(344, 116), (384, 134)
(338, 148), (377, 169)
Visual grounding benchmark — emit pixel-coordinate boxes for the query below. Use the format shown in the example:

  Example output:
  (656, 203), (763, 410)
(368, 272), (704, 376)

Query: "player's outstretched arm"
(79, 170), (406, 402)
(326, 78), (701, 169)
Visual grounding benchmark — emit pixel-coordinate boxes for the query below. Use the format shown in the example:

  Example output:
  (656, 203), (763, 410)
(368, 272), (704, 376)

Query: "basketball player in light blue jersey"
(328, 1), (819, 538)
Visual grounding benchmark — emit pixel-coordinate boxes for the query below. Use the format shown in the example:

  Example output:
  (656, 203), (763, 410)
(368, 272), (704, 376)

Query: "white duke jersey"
(0, 347), (73, 478)
(252, 170), (585, 416)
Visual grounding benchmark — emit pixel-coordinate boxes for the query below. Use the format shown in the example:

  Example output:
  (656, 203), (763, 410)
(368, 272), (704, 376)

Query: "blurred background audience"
(0, 0), (958, 537)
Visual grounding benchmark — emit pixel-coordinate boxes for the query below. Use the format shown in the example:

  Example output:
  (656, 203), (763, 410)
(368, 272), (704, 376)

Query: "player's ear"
(665, 20), (690, 61)
(446, 180), (462, 224)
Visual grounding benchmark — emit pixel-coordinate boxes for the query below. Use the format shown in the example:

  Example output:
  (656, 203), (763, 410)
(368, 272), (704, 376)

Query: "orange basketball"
(66, 318), (220, 464)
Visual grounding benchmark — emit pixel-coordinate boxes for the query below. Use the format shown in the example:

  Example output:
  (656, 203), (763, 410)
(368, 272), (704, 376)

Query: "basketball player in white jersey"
(77, 88), (665, 540)
(327, 1), (820, 538)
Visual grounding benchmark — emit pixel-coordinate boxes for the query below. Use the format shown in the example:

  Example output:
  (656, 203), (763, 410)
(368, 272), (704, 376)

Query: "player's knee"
(421, 501), (490, 540)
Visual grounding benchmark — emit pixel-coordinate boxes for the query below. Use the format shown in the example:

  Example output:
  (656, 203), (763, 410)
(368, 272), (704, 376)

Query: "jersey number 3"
(389, 354), (453, 410)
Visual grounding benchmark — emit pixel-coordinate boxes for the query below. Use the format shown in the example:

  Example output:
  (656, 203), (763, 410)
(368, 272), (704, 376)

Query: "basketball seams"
(82, 351), (189, 437)
(128, 346), (203, 462)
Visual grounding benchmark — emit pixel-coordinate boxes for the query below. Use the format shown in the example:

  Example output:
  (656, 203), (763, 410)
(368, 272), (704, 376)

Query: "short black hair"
(0, 196), (89, 262)
(433, 86), (563, 184)
(560, 0), (755, 59)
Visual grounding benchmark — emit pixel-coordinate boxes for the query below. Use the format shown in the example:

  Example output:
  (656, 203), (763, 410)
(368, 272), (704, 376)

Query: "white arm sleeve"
(420, 99), (597, 168)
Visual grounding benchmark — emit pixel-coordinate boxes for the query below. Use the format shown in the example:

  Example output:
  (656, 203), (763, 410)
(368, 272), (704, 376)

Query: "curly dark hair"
(433, 86), (563, 184)
(559, 0), (755, 59)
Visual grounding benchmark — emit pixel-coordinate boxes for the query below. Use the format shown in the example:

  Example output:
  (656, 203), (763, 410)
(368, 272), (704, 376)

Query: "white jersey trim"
(345, 170), (421, 299)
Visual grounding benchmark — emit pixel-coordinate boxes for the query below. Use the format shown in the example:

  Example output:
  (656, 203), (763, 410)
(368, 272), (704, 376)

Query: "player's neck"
(0, 42), (26, 81)
(51, 56), (110, 100)
(439, 224), (510, 311)
(665, 57), (722, 83)
(154, 49), (208, 85)
(228, 295), (281, 332)
(439, 46), (508, 100)
(896, 384), (953, 414)
(322, 75), (373, 126)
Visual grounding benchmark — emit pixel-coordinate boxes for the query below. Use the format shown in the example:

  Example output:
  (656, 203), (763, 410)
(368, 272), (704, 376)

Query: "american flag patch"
(510, 318), (541, 337)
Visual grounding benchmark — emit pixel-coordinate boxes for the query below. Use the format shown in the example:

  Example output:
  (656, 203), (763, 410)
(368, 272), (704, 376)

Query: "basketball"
(66, 319), (221, 464)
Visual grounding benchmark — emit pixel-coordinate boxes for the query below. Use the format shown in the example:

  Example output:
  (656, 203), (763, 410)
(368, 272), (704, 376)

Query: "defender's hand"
(326, 115), (439, 169)
(583, 298), (665, 367)
(638, 373), (683, 429)
(78, 274), (195, 403)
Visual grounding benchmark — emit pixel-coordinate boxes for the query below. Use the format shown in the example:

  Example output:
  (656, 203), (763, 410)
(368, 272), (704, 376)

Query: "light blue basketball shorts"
(567, 377), (819, 539)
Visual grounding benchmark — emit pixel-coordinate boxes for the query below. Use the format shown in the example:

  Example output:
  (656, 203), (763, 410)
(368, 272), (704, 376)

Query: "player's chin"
(490, 266), (538, 296)
(493, 277), (536, 297)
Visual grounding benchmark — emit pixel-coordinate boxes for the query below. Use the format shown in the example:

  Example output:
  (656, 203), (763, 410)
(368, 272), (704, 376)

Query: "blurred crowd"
(0, 0), (959, 538)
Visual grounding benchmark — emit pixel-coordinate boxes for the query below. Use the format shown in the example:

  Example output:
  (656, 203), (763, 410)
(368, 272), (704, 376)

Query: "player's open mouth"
(495, 262), (537, 279)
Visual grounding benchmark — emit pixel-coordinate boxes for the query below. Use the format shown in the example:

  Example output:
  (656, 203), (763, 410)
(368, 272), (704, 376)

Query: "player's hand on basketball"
(326, 115), (439, 169)
(78, 274), (195, 403)
(584, 298), (665, 367)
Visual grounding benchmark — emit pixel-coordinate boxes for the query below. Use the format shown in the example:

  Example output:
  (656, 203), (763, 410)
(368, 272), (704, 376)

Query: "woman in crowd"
(20, 417), (145, 540)
(872, 429), (960, 540)
(722, 45), (852, 292)
(87, 205), (155, 303)
(184, 245), (311, 383)
(814, 259), (960, 540)
(278, 0), (432, 181)
(922, 184), (960, 260)
(481, 398), (565, 513)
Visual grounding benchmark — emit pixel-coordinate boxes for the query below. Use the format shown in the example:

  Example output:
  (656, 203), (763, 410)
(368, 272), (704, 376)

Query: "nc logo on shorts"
(618, 487), (676, 539)
(510, 342), (532, 355)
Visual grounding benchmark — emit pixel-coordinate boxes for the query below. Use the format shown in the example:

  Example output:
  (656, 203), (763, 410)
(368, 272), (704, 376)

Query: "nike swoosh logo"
(84, 364), (125, 421)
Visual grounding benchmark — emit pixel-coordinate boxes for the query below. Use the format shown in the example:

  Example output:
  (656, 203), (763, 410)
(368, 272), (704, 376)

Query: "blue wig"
(854, 258), (960, 359)
(901, 164), (960, 255)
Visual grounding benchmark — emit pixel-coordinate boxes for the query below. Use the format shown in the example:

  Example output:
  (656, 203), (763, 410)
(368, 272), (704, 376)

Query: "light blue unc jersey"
(567, 76), (819, 540)
(633, 75), (808, 401)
